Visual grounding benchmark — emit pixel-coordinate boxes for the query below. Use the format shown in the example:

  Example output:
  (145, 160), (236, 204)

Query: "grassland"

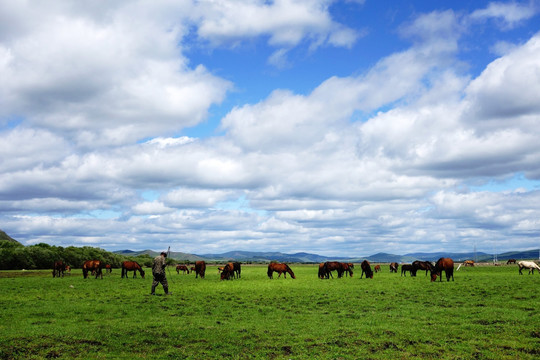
(0, 264), (539, 359)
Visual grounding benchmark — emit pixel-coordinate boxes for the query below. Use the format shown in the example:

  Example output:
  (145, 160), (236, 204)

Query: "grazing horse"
(389, 262), (399, 273)
(324, 261), (346, 278)
(401, 264), (413, 277)
(412, 260), (434, 276)
(121, 261), (145, 279)
(52, 261), (68, 278)
(341, 262), (353, 277)
(176, 265), (190, 274)
(518, 261), (540, 275)
(318, 262), (330, 279)
(463, 260), (475, 267)
(360, 260), (373, 279)
(83, 260), (103, 279)
(374, 265), (381, 273)
(105, 264), (112, 273)
(267, 263), (296, 279)
(507, 259), (517, 265)
(431, 258), (454, 282)
(220, 262), (235, 280)
(195, 261), (206, 278)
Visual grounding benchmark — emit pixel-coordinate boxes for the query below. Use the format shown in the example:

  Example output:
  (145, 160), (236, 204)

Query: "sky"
(1, 0), (540, 257)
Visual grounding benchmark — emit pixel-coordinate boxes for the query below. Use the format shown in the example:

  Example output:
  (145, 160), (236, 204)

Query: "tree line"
(0, 240), (155, 270)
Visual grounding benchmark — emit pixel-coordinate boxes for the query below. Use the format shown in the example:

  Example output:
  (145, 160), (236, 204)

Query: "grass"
(0, 264), (539, 359)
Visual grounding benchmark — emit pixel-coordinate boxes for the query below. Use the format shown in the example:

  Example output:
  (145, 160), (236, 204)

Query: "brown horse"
(83, 260), (103, 279)
(323, 261), (347, 278)
(195, 261), (206, 278)
(176, 265), (190, 274)
(431, 258), (454, 282)
(412, 260), (434, 276)
(360, 260), (373, 279)
(374, 265), (381, 273)
(52, 261), (68, 278)
(267, 263), (296, 279)
(507, 259), (516, 265)
(318, 262), (329, 279)
(463, 260), (475, 267)
(389, 262), (399, 273)
(220, 262), (235, 280)
(105, 264), (112, 273)
(121, 261), (145, 279)
(341, 262), (354, 277)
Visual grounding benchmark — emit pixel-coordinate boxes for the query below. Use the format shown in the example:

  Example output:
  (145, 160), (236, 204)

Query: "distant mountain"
(114, 249), (205, 262)
(401, 252), (491, 262)
(0, 229), (21, 245)
(83, 247), (540, 264)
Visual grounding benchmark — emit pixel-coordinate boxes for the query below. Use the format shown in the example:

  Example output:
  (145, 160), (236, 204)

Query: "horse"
(401, 264), (413, 277)
(105, 264), (112, 273)
(412, 260), (434, 276)
(190, 266), (196, 272)
(83, 260), (103, 279)
(220, 262), (235, 280)
(195, 261), (206, 278)
(121, 261), (145, 279)
(389, 262), (399, 273)
(360, 260), (373, 279)
(507, 259), (516, 265)
(374, 265), (381, 273)
(267, 263), (296, 279)
(318, 262), (330, 279)
(431, 258), (454, 282)
(52, 261), (67, 278)
(463, 260), (475, 267)
(233, 262), (242, 278)
(324, 261), (346, 278)
(518, 261), (540, 275)
(341, 262), (353, 277)
(176, 265), (190, 274)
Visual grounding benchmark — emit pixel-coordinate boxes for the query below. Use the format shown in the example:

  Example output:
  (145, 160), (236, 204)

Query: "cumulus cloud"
(1, 2), (540, 256)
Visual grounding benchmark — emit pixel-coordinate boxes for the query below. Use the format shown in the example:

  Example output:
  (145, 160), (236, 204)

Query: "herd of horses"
(53, 258), (540, 281)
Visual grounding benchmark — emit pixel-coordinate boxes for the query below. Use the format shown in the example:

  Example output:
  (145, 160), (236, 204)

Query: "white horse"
(517, 261), (540, 275)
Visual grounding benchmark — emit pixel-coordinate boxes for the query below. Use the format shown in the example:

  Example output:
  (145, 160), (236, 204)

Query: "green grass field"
(0, 264), (539, 359)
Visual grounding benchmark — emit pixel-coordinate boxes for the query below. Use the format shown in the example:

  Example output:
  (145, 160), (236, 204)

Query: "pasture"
(0, 264), (539, 359)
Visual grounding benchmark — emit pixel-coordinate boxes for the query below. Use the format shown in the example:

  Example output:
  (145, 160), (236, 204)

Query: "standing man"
(151, 251), (170, 295)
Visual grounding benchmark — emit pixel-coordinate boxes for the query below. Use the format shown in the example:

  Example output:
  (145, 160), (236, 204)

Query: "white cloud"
(470, 1), (537, 29)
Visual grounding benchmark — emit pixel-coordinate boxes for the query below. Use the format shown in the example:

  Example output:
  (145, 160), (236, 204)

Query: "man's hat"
(161, 252), (167, 257)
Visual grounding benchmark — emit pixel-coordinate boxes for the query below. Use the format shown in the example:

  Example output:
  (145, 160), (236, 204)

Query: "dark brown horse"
(323, 261), (347, 278)
(507, 259), (516, 265)
(52, 261), (68, 278)
(360, 260), (373, 279)
(389, 262), (399, 273)
(105, 264), (112, 273)
(318, 262), (329, 279)
(431, 258), (454, 282)
(83, 260), (103, 279)
(121, 261), (145, 279)
(220, 262), (235, 280)
(267, 263), (296, 279)
(232, 262), (241, 278)
(401, 264), (413, 276)
(176, 264), (190, 274)
(412, 260), (434, 276)
(195, 261), (206, 278)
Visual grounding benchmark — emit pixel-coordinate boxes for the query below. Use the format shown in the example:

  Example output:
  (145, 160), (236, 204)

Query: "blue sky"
(1, 0), (540, 257)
